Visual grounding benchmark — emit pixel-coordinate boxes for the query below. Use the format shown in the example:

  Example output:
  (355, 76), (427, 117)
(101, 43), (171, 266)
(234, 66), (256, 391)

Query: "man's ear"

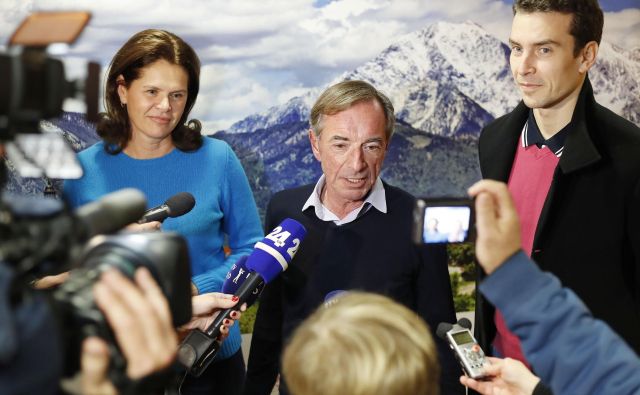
(309, 129), (321, 161)
(116, 75), (128, 105)
(578, 41), (598, 74)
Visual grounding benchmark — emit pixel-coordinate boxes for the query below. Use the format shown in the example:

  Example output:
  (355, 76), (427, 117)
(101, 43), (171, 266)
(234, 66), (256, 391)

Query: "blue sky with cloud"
(1, 0), (638, 131)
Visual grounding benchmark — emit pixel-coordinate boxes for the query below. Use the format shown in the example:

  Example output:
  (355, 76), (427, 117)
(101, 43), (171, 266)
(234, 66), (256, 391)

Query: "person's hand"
(178, 293), (245, 342)
(125, 221), (162, 232)
(32, 271), (70, 289)
(468, 180), (521, 274)
(80, 267), (177, 395)
(460, 357), (540, 395)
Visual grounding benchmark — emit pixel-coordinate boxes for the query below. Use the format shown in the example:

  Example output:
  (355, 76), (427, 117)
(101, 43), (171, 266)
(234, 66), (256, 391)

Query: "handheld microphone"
(177, 218), (307, 376)
(436, 318), (472, 339)
(221, 256), (264, 307)
(138, 192), (195, 224)
(437, 318), (488, 379)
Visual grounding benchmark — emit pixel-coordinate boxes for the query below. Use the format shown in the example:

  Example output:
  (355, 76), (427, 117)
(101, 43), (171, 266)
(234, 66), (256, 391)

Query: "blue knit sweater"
(63, 137), (263, 359)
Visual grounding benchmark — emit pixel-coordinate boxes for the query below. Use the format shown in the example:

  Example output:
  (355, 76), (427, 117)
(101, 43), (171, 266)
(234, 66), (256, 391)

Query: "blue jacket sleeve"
(479, 251), (640, 395)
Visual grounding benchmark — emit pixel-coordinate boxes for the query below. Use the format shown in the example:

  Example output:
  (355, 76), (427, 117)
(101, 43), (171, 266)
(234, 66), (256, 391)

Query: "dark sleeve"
(416, 243), (465, 395)
(474, 263), (496, 355)
(243, 276), (284, 395)
(243, 199), (284, 395)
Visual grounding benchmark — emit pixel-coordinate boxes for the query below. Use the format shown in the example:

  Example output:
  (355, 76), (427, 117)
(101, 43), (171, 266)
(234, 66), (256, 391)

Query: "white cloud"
(192, 64), (274, 130)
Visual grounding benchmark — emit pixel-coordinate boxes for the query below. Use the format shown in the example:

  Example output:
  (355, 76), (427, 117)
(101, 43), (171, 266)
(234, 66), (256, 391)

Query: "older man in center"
(244, 80), (461, 395)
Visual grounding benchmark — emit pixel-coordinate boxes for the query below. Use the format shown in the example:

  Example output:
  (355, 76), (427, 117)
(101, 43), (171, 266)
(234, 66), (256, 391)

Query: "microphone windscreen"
(75, 188), (147, 237)
(436, 322), (453, 339)
(246, 218), (307, 283)
(457, 318), (472, 330)
(166, 192), (196, 217)
(221, 256), (264, 306)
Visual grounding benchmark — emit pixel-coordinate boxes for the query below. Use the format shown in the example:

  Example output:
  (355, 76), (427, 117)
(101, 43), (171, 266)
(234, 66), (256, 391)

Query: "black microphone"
(436, 322), (454, 339)
(138, 192), (195, 224)
(436, 318), (473, 340)
(457, 318), (472, 330)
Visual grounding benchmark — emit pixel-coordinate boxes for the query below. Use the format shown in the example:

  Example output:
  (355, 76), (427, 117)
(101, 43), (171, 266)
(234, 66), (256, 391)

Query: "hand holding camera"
(467, 180), (521, 274)
(80, 267), (177, 395)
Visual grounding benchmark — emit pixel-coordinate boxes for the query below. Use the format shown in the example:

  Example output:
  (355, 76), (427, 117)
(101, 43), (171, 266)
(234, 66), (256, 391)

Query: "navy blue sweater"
(245, 182), (463, 395)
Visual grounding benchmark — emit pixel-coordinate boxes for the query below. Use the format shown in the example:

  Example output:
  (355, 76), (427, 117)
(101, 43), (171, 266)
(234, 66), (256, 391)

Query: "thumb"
(81, 337), (116, 395)
(475, 192), (497, 237)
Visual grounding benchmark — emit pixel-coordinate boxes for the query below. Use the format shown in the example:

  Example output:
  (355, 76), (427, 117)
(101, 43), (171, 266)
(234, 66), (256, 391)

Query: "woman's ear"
(116, 75), (128, 106)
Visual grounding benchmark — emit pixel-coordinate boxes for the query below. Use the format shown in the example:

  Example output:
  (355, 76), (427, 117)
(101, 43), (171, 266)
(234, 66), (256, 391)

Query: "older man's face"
(309, 99), (387, 212)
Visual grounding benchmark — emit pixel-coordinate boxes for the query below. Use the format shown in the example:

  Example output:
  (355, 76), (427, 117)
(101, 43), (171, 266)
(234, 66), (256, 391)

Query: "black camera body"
(53, 231), (193, 377)
(413, 197), (475, 244)
(0, 11), (99, 141)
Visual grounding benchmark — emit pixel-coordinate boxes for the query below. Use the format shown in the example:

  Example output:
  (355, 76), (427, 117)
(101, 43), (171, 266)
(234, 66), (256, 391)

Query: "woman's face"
(117, 59), (189, 144)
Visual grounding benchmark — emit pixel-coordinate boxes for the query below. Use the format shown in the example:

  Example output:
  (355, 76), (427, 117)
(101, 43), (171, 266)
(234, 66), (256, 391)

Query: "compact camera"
(412, 198), (475, 244)
(439, 320), (488, 380)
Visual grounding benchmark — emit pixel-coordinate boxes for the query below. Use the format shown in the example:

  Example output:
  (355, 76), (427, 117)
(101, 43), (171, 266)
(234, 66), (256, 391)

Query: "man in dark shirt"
(244, 80), (462, 395)
(476, 0), (640, 362)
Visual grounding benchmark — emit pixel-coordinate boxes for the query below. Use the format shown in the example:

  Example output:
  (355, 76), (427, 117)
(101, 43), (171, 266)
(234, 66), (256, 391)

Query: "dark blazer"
(244, 182), (463, 395)
(476, 77), (640, 355)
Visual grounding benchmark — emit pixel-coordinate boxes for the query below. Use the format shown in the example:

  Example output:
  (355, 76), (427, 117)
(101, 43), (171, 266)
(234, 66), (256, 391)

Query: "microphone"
(457, 318), (472, 330)
(177, 218), (307, 376)
(138, 192), (195, 224)
(436, 322), (453, 340)
(75, 188), (147, 237)
(221, 256), (264, 307)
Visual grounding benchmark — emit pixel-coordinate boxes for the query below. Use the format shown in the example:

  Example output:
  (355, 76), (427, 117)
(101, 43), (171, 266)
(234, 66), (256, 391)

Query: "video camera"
(0, 12), (193, 392)
(0, 189), (193, 387)
(0, 11), (99, 181)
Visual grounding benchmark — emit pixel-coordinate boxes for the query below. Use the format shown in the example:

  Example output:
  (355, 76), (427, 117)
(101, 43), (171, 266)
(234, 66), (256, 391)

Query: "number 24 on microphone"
(265, 225), (301, 258)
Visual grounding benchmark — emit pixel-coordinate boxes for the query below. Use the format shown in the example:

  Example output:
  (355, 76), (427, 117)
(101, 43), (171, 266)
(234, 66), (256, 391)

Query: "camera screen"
(423, 206), (471, 244)
(451, 330), (474, 345)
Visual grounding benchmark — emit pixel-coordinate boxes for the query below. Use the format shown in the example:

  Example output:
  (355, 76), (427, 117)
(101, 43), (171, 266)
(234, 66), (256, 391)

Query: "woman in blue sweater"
(63, 29), (263, 395)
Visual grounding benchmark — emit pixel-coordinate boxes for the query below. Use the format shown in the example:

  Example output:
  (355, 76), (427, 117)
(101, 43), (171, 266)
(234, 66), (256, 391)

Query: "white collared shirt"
(302, 175), (387, 225)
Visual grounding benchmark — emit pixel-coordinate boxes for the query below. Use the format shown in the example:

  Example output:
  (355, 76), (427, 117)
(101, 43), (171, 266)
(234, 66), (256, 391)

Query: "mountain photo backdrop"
(2, 1), (639, 313)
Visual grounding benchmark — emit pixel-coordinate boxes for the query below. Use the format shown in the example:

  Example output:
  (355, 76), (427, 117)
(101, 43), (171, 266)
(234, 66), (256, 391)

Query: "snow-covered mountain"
(226, 92), (318, 134)
(590, 42), (640, 125)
